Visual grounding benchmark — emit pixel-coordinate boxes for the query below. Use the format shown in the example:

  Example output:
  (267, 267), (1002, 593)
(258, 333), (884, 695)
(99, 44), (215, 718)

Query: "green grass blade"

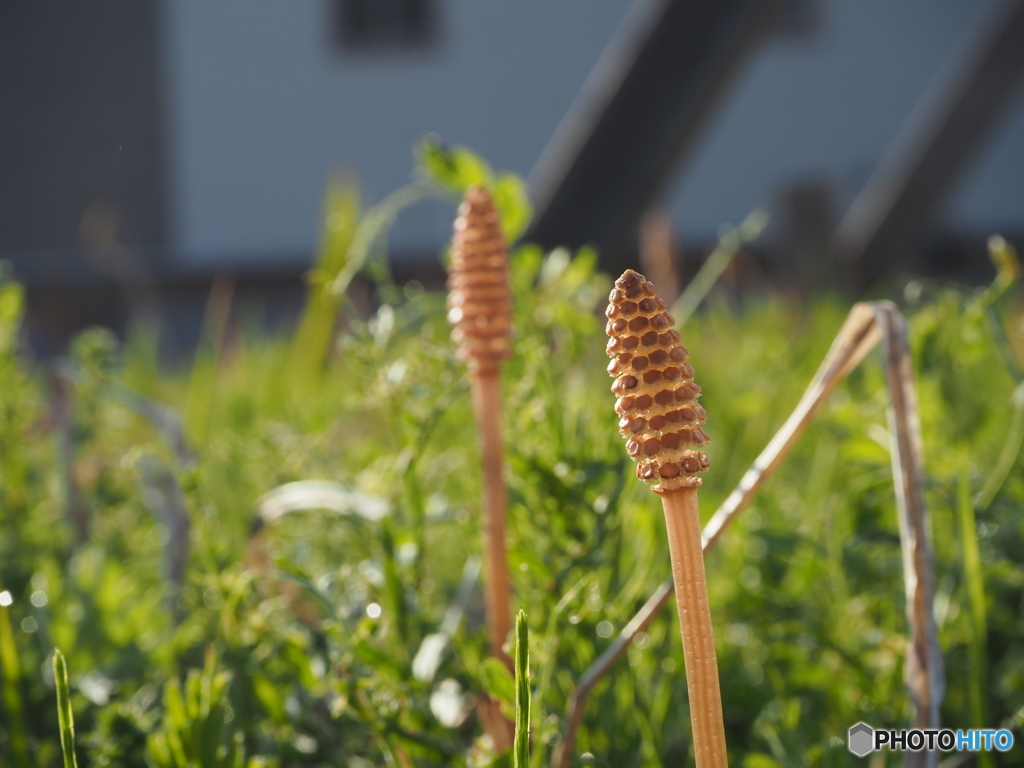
(289, 178), (359, 385)
(329, 182), (446, 300)
(958, 461), (993, 768)
(380, 519), (409, 647)
(0, 591), (32, 768)
(671, 209), (768, 326)
(52, 649), (79, 768)
(977, 381), (1024, 510)
(514, 610), (530, 768)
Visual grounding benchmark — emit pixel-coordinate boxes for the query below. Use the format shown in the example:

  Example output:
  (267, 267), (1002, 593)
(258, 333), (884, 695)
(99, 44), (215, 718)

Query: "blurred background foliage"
(0, 147), (1023, 768)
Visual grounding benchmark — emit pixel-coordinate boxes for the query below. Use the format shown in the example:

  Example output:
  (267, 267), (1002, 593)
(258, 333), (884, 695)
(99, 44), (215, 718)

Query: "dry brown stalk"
(447, 186), (515, 750)
(875, 303), (944, 768)
(640, 210), (681, 308)
(554, 301), (943, 768)
(604, 269), (727, 767)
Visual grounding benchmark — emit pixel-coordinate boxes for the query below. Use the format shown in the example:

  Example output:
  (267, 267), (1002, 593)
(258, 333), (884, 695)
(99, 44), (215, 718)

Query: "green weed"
(0, 145), (1021, 767)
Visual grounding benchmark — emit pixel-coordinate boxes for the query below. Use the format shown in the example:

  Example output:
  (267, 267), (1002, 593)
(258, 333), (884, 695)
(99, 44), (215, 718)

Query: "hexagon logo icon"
(848, 722), (874, 757)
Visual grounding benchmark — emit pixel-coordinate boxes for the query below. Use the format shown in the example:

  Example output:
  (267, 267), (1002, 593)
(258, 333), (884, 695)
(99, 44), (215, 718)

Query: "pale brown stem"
(469, 370), (514, 751)
(470, 370), (513, 667)
(477, 695), (515, 752)
(640, 209), (681, 308)
(661, 487), (728, 768)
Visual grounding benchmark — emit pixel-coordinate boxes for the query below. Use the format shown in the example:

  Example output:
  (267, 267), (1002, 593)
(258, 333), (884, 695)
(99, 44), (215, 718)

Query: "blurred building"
(1, 0), (1022, 350)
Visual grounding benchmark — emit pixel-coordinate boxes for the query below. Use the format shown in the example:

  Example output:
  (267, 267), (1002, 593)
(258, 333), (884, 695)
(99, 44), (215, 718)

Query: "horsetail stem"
(607, 269), (727, 768)
(448, 186), (516, 750)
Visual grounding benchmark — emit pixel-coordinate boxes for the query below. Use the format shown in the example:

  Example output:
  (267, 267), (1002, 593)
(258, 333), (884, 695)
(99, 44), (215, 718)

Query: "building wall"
(159, 0), (632, 265)
(665, 0), (1024, 241)
(159, 0), (1023, 266)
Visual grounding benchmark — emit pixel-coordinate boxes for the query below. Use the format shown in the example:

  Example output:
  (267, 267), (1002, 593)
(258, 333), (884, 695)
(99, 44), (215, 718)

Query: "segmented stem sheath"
(471, 371), (513, 665)
(662, 489), (728, 768)
(448, 186), (515, 666)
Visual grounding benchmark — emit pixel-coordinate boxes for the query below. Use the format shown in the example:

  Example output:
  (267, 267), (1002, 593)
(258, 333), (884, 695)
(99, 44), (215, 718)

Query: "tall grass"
(0, 146), (1021, 766)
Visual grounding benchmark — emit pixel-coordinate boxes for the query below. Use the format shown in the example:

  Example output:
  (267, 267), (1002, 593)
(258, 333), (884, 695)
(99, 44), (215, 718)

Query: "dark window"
(334, 0), (436, 50)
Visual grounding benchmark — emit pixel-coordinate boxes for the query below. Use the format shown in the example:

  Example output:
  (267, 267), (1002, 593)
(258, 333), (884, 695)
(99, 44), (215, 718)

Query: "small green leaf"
(479, 656), (516, 707)
(417, 137), (491, 192)
(742, 754), (783, 768)
(416, 137), (532, 244)
(492, 173), (532, 244)
(251, 675), (287, 722)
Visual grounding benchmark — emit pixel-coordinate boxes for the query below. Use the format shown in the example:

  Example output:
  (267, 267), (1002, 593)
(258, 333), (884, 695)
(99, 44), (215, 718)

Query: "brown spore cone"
(446, 186), (512, 375)
(606, 269), (710, 491)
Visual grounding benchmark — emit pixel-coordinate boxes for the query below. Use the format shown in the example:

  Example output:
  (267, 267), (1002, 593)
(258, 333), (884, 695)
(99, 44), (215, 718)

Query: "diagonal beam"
(832, 0), (1024, 280)
(525, 0), (785, 258)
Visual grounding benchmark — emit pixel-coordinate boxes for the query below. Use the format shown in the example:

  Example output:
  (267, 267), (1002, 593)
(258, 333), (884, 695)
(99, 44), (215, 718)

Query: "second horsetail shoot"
(447, 185), (516, 748)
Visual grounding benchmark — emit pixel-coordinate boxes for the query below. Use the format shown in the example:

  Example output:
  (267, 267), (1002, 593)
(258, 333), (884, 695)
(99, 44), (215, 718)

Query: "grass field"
(0, 147), (1022, 767)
